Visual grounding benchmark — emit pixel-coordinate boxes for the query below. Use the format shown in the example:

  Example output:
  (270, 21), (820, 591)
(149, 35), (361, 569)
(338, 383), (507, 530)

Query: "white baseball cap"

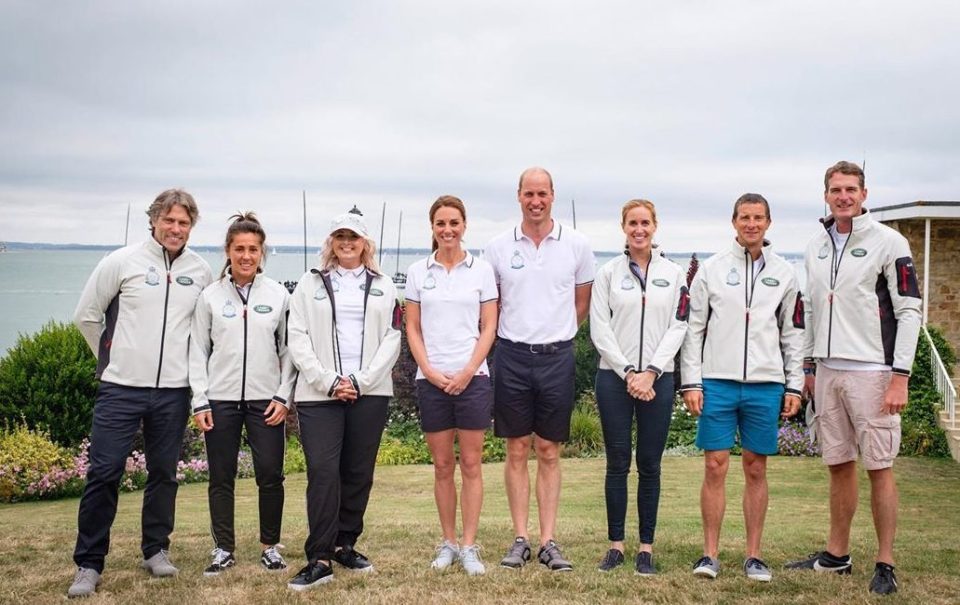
(328, 207), (372, 241)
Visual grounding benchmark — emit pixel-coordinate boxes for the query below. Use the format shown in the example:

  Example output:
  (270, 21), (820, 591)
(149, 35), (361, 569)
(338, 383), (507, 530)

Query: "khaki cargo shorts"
(813, 365), (900, 470)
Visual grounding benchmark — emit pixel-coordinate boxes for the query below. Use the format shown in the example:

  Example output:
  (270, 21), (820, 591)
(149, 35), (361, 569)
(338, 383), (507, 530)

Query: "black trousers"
(205, 400), (286, 552)
(73, 382), (190, 573)
(297, 396), (389, 562)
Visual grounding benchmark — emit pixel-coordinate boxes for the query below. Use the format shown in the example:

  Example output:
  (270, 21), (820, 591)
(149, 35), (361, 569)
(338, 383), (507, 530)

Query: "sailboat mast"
(123, 203), (131, 246)
(302, 190), (308, 272)
(378, 201), (386, 265)
(395, 211), (403, 275)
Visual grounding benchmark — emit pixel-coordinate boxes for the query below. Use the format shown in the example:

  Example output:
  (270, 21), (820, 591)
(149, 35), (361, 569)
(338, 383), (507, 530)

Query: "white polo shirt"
(406, 250), (498, 380)
(332, 265), (366, 375)
(484, 220), (595, 344)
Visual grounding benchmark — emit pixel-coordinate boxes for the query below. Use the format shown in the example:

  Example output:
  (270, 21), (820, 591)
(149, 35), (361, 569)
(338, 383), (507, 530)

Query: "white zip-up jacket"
(802, 210), (922, 375)
(74, 237), (212, 388)
(189, 274), (297, 413)
(681, 239), (804, 394)
(287, 267), (402, 403)
(590, 251), (689, 379)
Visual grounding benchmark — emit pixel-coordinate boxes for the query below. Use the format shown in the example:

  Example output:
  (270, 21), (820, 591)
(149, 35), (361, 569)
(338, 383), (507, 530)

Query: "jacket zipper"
(826, 228), (852, 358)
(156, 250), (172, 387)
(742, 249), (764, 381)
(630, 259), (650, 371)
(236, 281), (250, 401)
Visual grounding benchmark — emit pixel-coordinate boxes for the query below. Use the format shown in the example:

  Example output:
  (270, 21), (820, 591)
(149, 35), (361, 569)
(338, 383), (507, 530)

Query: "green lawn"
(1, 456), (959, 604)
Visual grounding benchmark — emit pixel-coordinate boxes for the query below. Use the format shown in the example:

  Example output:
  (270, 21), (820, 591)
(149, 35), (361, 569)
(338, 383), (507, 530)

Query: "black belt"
(499, 338), (573, 355)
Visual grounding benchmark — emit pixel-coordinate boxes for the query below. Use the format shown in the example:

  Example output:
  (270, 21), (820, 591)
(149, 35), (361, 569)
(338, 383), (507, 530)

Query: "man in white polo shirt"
(483, 167), (595, 571)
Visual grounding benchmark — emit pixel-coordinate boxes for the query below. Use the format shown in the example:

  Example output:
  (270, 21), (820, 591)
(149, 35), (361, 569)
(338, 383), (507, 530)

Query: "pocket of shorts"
(865, 415), (901, 462)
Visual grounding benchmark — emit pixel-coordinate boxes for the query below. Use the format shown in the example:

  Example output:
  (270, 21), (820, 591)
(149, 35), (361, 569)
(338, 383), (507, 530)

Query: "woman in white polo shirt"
(590, 199), (689, 575)
(286, 207), (402, 591)
(189, 212), (295, 576)
(405, 196), (498, 576)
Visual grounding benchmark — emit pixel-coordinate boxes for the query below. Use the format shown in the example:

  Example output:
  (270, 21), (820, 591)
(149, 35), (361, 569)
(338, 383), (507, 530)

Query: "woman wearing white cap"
(286, 207), (402, 591)
(404, 196), (498, 576)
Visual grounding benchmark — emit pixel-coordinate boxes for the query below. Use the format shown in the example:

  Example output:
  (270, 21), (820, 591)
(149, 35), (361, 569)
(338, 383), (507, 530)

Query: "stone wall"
(886, 218), (960, 362)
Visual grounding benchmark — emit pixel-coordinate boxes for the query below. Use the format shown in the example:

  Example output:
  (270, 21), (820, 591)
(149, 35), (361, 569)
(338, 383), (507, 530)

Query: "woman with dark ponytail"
(189, 212), (296, 577)
(404, 196), (498, 575)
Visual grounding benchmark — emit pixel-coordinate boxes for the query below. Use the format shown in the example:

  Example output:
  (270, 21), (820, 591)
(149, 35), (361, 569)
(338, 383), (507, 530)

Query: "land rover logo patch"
(652, 278), (670, 287)
(369, 288), (384, 296)
(761, 277), (780, 287)
(176, 276), (194, 286)
(254, 305), (272, 314)
(851, 248), (867, 257)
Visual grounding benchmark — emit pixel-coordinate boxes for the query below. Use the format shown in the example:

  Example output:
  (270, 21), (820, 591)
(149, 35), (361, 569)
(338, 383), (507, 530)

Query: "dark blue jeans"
(595, 369), (674, 544)
(73, 382), (190, 573)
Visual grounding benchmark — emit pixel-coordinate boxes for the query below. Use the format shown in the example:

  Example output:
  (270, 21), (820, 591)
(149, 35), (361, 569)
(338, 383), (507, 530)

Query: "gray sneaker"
(459, 544), (486, 576)
(537, 540), (573, 572)
(142, 549), (179, 577)
(431, 540), (460, 570)
(500, 537), (532, 569)
(67, 567), (101, 598)
(692, 555), (720, 579)
(744, 557), (772, 582)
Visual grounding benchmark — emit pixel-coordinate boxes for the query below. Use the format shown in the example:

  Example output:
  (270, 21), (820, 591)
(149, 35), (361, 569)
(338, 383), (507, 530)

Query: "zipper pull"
(166, 272), (171, 284)
(243, 305), (247, 319)
(828, 291), (834, 304)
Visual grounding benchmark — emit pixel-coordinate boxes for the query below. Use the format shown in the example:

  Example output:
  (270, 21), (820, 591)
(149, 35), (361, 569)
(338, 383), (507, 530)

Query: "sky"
(1, 1), (958, 253)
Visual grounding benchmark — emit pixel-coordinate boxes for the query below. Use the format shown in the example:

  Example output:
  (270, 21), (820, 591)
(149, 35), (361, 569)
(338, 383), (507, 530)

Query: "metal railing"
(922, 325), (957, 425)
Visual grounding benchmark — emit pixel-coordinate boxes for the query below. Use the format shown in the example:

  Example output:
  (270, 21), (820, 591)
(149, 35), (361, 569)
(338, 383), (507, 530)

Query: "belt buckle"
(528, 343), (540, 354)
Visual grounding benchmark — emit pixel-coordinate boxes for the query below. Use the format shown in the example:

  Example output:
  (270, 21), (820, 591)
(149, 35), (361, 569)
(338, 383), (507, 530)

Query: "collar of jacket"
(820, 208), (873, 234)
(729, 237), (772, 258)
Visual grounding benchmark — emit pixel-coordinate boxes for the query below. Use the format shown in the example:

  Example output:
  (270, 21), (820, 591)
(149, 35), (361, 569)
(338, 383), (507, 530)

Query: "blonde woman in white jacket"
(189, 212), (295, 577)
(286, 208), (402, 591)
(590, 199), (689, 575)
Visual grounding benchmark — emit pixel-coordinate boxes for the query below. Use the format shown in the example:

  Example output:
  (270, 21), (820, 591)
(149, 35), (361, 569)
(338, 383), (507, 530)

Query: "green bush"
(0, 422), (73, 501)
(284, 436), (307, 474)
(901, 326), (955, 458)
(377, 437), (432, 465)
(482, 431), (506, 462)
(0, 321), (98, 447)
(564, 391), (603, 457)
(666, 394), (698, 449)
(574, 321), (598, 399)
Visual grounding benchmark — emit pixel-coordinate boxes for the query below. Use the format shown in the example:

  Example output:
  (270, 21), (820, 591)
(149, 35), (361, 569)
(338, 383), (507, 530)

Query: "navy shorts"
(493, 339), (575, 442)
(417, 376), (493, 433)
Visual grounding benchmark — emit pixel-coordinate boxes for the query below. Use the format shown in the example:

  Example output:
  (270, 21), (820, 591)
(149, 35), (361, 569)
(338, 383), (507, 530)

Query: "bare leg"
(533, 435), (562, 545)
(426, 430), (458, 543)
(457, 429), (485, 545)
(701, 450), (730, 558)
(741, 450), (768, 559)
(504, 436), (531, 539)
(826, 461), (858, 556)
(867, 467), (898, 565)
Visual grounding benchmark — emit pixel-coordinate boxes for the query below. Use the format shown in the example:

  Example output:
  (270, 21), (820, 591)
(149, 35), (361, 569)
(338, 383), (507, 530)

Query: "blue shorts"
(695, 379), (784, 455)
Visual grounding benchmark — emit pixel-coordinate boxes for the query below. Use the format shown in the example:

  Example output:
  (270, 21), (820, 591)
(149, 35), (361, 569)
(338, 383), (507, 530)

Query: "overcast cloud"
(1, 1), (958, 253)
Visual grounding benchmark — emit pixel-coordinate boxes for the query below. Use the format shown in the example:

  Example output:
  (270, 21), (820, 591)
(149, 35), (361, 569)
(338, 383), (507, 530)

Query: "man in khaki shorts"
(786, 161), (922, 596)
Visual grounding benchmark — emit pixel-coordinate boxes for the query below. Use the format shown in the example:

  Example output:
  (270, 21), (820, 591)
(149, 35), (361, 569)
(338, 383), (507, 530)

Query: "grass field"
(1, 456), (958, 604)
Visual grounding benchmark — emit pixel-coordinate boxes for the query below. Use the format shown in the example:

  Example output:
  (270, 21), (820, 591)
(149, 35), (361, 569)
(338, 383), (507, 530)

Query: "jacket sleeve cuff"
(348, 373), (361, 396)
(327, 375), (342, 397)
(785, 387), (802, 397)
(679, 383), (703, 392)
(192, 404), (211, 414)
(644, 364), (663, 378)
(623, 365), (637, 376)
(891, 367), (911, 377)
(272, 395), (290, 408)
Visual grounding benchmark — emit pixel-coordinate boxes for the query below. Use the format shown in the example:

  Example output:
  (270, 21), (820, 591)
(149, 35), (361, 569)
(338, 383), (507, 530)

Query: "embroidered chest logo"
(510, 250), (525, 269)
(176, 276), (194, 286)
(222, 300), (237, 318)
(726, 267), (741, 286)
(620, 276), (635, 290)
(253, 304), (272, 314)
(331, 278), (341, 293)
(145, 266), (161, 286)
(423, 273), (437, 290)
(850, 248), (868, 257)
(817, 243), (830, 260)
(314, 287), (328, 301)
(652, 278), (670, 287)
(761, 277), (780, 287)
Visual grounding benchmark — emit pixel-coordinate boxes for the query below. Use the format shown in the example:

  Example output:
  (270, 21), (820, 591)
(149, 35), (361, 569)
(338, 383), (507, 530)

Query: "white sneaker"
(431, 540), (460, 570)
(142, 549), (178, 577)
(67, 567), (101, 598)
(459, 544), (486, 576)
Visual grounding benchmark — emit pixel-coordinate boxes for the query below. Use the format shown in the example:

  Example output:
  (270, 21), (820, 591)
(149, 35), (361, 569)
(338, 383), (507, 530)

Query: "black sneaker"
(635, 551), (656, 576)
(537, 540), (573, 572)
(287, 561), (333, 591)
(333, 545), (374, 573)
(784, 551), (852, 575)
(597, 548), (624, 572)
(203, 548), (236, 577)
(869, 562), (898, 595)
(260, 545), (287, 571)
